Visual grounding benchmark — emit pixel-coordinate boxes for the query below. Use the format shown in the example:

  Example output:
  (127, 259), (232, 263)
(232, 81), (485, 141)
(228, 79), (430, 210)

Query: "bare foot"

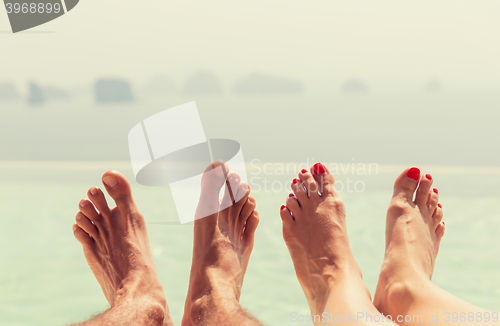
(280, 163), (370, 317)
(73, 170), (173, 326)
(373, 167), (445, 317)
(182, 162), (260, 326)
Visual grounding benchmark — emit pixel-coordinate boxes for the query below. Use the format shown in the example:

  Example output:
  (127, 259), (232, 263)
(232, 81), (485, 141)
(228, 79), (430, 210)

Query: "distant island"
(341, 79), (369, 94)
(0, 82), (21, 101)
(233, 73), (303, 95)
(95, 79), (134, 103)
(28, 82), (45, 105)
(183, 71), (223, 95)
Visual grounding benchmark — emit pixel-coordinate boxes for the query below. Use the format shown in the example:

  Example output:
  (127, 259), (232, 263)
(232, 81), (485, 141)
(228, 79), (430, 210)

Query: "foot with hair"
(182, 162), (261, 326)
(281, 163), (396, 326)
(374, 167), (494, 326)
(72, 170), (173, 326)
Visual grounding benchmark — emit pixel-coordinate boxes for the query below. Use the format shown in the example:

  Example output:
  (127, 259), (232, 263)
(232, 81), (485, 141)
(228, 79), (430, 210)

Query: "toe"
(232, 182), (250, 215)
(415, 173), (433, 206)
(435, 221), (445, 240)
(239, 196), (256, 228)
(197, 161), (229, 222)
(75, 212), (99, 238)
(393, 167), (421, 202)
(310, 163), (337, 197)
(79, 199), (101, 223)
(427, 188), (439, 214)
(286, 194), (301, 218)
(280, 204), (294, 223)
(298, 168), (320, 199)
(432, 203), (444, 227)
(88, 187), (111, 217)
(73, 224), (94, 246)
(291, 178), (308, 203)
(102, 170), (138, 212)
(243, 210), (259, 244)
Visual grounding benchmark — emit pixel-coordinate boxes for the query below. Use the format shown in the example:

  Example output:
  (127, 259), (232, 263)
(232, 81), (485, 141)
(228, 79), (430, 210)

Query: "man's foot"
(373, 167), (445, 317)
(280, 163), (369, 316)
(73, 170), (173, 326)
(182, 162), (260, 326)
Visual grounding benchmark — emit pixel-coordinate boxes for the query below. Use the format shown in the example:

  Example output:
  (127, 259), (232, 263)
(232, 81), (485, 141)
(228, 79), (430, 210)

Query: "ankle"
(186, 292), (241, 325)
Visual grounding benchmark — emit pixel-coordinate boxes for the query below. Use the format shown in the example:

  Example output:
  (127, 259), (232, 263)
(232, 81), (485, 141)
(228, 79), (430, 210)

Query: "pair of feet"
(73, 163), (259, 326)
(73, 163), (444, 325)
(279, 164), (445, 320)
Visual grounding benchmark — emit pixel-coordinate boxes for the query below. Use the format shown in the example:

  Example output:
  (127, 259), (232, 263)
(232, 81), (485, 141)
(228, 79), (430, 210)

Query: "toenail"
(289, 193), (295, 197)
(72, 224), (77, 231)
(103, 176), (119, 188)
(79, 200), (87, 208)
(407, 167), (420, 180)
(292, 178), (300, 185)
(312, 163), (327, 175)
(280, 205), (286, 210)
(433, 188), (438, 194)
(426, 174), (432, 180)
(90, 188), (98, 195)
(438, 203), (442, 208)
(301, 169), (308, 174)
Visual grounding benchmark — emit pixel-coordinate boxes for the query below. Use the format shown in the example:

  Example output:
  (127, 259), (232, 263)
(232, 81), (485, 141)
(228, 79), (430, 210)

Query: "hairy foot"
(280, 163), (369, 317)
(73, 170), (173, 326)
(373, 167), (445, 317)
(182, 162), (260, 326)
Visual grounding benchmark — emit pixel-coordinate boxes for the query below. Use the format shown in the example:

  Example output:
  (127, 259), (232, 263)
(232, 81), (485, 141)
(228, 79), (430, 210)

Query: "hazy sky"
(1, 0), (499, 93)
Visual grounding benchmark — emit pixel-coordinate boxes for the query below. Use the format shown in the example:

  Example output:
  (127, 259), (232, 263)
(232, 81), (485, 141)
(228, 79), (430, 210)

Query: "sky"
(1, 0), (499, 94)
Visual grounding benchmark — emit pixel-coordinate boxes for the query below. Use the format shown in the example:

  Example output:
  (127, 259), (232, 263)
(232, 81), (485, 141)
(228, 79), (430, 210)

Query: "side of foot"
(73, 170), (172, 326)
(280, 163), (369, 316)
(373, 168), (445, 317)
(182, 163), (260, 326)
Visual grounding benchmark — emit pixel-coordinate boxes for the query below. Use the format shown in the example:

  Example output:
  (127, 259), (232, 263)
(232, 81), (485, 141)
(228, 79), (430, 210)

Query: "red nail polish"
(292, 178), (300, 185)
(289, 193), (295, 197)
(407, 167), (420, 180)
(426, 174), (432, 180)
(438, 203), (442, 208)
(281, 205), (286, 210)
(301, 169), (308, 174)
(433, 188), (438, 194)
(312, 163), (326, 175)
(442, 221), (445, 225)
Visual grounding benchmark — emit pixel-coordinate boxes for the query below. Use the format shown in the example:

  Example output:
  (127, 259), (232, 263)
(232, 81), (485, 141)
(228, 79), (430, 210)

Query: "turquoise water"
(0, 162), (499, 326)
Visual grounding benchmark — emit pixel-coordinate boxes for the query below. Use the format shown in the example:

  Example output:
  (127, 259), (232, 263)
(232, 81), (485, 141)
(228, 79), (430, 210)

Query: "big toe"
(196, 161), (229, 222)
(102, 170), (137, 211)
(393, 167), (421, 202)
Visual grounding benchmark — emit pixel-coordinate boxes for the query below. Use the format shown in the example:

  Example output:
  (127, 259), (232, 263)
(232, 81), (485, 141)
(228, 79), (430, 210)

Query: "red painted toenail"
(442, 221), (445, 225)
(433, 188), (438, 194)
(312, 163), (327, 175)
(407, 167), (420, 180)
(292, 178), (300, 185)
(301, 169), (308, 174)
(289, 193), (295, 197)
(280, 205), (286, 210)
(426, 174), (432, 180)
(438, 203), (442, 208)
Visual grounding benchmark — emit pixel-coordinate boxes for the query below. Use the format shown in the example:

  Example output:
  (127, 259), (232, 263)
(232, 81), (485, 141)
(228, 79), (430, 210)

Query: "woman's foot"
(280, 163), (370, 317)
(73, 170), (173, 326)
(183, 162), (260, 326)
(373, 167), (445, 317)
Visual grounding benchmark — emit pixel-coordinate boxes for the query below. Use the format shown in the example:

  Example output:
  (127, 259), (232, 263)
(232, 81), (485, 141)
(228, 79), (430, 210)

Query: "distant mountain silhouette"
(183, 71), (223, 95)
(28, 82), (45, 105)
(424, 78), (442, 92)
(233, 73), (303, 95)
(95, 79), (134, 103)
(341, 79), (369, 94)
(143, 74), (175, 96)
(0, 82), (20, 101)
